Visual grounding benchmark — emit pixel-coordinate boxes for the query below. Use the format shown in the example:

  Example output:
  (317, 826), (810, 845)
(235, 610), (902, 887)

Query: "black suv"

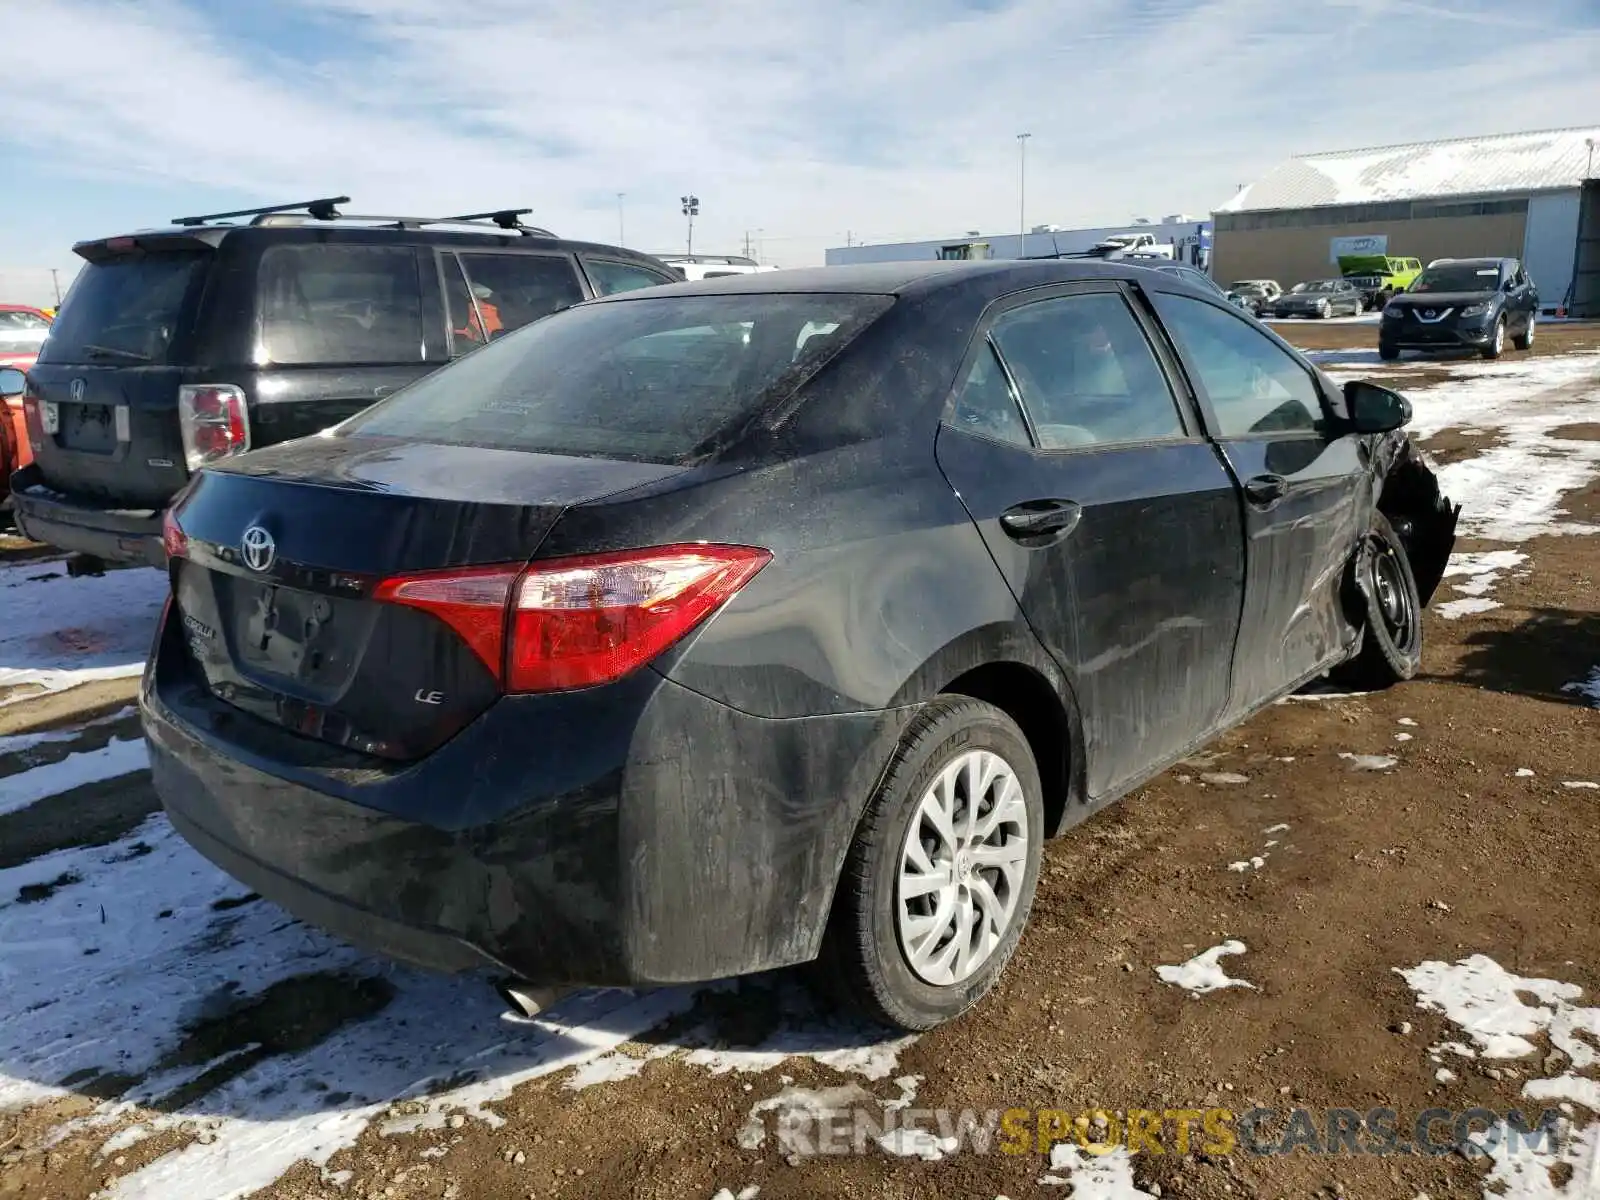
(11, 197), (680, 567)
(1378, 257), (1538, 361)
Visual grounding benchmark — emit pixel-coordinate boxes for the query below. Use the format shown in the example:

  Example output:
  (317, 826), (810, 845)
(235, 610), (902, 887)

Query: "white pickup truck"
(1087, 232), (1175, 259)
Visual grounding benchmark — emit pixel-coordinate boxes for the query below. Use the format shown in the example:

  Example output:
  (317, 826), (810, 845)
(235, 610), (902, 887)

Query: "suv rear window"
(339, 292), (893, 463)
(37, 253), (208, 365)
(257, 244), (426, 366)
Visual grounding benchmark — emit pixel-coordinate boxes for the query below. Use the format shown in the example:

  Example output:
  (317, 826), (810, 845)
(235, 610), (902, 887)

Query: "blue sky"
(3, 0), (1599, 304)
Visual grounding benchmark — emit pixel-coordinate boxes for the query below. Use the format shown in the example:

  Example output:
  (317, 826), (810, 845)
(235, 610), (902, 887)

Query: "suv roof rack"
(170, 197), (555, 238)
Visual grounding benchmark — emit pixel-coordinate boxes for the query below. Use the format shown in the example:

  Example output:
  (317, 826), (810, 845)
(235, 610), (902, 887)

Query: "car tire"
(1482, 316), (1506, 360)
(1378, 342), (1399, 362)
(818, 695), (1045, 1032)
(1513, 312), (1535, 351)
(1332, 513), (1423, 690)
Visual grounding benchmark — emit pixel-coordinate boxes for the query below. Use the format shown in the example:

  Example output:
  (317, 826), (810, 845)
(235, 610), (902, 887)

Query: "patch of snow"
(1199, 771), (1248, 785)
(1155, 941), (1255, 997)
(0, 812), (912, 1200)
(0, 736), (149, 817)
(0, 706), (137, 757)
(1562, 781), (1599, 790)
(1473, 1117), (1600, 1200)
(1264, 823), (1290, 834)
(1227, 857), (1265, 873)
(1436, 550), (1529, 620)
(1561, 667), (1600, 708)
(736, 1082), (873, 1152)
(1435, 1067), (1456, 1084)
(1397, 718), (1418, 727)
(1395, 732), (1414, 742)
(0, 563), (168, 706)
(1039, 1142), (1156, 1195)
(1514, 768), (1536, 778)
(710, 1188), (760, 1200)
(878, 1125), (960, 1161)
(1340, 752), (1398, 771)
(680, 1023), (912, 1081)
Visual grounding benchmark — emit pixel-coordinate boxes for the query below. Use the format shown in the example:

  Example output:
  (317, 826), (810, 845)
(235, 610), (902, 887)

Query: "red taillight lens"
(372, 544), (770, 694)
(21, 389), (43, 450)
(161, 510), (188, 560)
(372, 567), (519, 681)
(178, 385), (250, 471)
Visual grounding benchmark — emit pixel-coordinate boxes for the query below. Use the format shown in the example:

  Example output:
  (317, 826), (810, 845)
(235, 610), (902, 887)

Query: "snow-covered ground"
(0, 561), (167, 705)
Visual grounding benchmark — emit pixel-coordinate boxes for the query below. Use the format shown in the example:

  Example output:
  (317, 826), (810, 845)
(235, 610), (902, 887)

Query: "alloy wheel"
(896, 749), (1030, 986)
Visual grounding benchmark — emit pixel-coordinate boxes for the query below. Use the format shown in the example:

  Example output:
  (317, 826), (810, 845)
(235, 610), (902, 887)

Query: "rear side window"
(583, 259), (675, 296)
(38, 253), (207, 365)
(257, 244), (425, 365)
(454, 253), (585, 342)
(340, 292), (894, 463)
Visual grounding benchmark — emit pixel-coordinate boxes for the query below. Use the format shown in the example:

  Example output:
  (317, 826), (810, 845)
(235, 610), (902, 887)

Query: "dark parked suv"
(1379, 257), (1538, 361)
(11, 197), (679, 567)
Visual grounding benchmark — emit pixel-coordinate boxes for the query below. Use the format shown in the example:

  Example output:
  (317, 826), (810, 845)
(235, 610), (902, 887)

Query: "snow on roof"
(1219, 126), (1600, 213)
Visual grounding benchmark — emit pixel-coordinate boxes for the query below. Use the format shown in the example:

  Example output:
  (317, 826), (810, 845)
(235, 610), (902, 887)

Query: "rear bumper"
(9, 464), (166, 565)
(141, 610), (916, 987)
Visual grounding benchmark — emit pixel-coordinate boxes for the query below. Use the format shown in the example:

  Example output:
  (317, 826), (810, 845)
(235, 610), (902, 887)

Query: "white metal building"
(1213, 125), (1600, 314)
(825, 215), (1210, 267)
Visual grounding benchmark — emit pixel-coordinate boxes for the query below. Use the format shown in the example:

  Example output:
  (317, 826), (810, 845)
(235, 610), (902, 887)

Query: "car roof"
(589, 258), (1185, 301)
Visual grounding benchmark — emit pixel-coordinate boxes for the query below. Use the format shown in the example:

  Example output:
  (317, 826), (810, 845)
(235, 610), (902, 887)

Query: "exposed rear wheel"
(1332, 513), (1423, 690)
(818, 696), (1044, 1031)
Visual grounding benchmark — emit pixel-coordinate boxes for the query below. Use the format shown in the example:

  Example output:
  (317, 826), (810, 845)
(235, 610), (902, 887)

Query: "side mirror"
(0, 367), (24, 400)
(1343, 380), (1411, 434)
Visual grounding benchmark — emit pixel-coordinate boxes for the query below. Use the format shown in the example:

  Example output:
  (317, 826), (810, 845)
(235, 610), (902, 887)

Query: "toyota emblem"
(241, 525), (276, 572)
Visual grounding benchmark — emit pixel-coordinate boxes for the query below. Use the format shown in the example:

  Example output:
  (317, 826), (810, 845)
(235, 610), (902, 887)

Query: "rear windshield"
(1410, 263), (1501, 293)
(339, 292), (893, 463)
(38, 253), (208, 365)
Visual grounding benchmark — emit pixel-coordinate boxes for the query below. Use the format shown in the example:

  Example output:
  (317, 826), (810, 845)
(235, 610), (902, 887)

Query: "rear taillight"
(161, 509), (188, 560)
(178, 385), (250, 471)
(21, 387), (43, 452)
(374, 544), (771, 693)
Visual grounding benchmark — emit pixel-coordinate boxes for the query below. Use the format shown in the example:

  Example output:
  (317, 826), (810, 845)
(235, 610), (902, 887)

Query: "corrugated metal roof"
(1218, 125), (1600, 213)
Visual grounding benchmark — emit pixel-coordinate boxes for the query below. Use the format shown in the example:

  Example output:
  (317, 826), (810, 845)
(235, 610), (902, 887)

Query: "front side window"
(257, 244), (424, 366)
(1152, 293), (1322, 438)
(340, 292), (893, 464)
(989, 292), (1185, 449)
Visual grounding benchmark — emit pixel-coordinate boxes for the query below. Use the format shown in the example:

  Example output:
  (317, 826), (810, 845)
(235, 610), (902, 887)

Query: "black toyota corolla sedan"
(141, 260), (1459, 1031)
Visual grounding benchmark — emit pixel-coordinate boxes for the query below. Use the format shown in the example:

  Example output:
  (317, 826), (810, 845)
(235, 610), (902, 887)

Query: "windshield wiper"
(82, 344), (152, 363)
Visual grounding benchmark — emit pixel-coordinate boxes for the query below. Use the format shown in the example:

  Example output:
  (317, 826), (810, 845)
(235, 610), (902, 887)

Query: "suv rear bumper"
(9, 464), (167, 566)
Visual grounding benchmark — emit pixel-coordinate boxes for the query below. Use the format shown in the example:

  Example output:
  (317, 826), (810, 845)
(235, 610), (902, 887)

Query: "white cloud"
(2, 0), (1599, 271)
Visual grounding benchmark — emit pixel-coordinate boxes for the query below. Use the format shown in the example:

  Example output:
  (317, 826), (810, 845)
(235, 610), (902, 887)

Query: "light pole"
(1016, 133), (1032, 255)
(616, 193), (626, 245)
(1587, 138), (1596, 179)
(681, 194), (700, 257)
(50, 269), (61, 305)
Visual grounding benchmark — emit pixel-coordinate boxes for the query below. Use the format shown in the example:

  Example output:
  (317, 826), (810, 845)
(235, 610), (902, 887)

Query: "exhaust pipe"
(496, 980), (572, 1019)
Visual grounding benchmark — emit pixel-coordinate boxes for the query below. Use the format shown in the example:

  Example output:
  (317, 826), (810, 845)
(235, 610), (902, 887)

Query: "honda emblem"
(69, 378), (86, 403)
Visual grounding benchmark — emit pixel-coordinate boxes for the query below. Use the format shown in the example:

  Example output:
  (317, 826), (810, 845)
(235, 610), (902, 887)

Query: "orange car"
(0, 304), (52, 500)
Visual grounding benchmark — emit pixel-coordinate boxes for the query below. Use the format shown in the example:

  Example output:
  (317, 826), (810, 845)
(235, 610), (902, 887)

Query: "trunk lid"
(169, 436), (690, 760)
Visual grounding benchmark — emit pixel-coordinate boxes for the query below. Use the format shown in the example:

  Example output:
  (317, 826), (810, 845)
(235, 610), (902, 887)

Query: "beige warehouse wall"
(1213, 212), (1530, 288)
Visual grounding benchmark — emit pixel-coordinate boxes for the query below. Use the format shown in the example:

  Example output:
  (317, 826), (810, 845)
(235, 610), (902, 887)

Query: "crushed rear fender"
(1376, 434), (1459, 607)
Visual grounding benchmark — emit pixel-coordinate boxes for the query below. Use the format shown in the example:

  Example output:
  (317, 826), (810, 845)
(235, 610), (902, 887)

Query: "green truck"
(1338, 254), (1423, 307)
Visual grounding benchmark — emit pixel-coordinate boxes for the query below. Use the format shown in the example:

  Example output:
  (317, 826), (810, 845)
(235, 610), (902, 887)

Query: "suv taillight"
(373, 544), (771, 693)
(178, 385), (250, 471)
(20, 385), (44, 452)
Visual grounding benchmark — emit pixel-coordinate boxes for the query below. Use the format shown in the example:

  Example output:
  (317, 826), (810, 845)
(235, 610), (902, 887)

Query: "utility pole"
(681, 194), (699, 257)
(1017, 133), (1031, 256)
(742, 230), (752, 259)
(616, 193), (626, 245)
(846, 230), (853, 247)
(51, 269), (61, 305)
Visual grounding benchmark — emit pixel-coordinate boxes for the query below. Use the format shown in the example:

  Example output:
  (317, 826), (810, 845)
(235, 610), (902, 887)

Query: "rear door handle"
(999, 499), (1082, 543)
(1244, 473), (1289, 506)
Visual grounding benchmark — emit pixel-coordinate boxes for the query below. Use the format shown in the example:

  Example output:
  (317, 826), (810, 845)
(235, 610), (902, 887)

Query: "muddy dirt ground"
(2, 321), (1598, 1200)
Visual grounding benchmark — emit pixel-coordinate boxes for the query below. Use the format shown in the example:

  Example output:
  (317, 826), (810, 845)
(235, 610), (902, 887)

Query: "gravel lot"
(2, 321), (1599, 1200)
